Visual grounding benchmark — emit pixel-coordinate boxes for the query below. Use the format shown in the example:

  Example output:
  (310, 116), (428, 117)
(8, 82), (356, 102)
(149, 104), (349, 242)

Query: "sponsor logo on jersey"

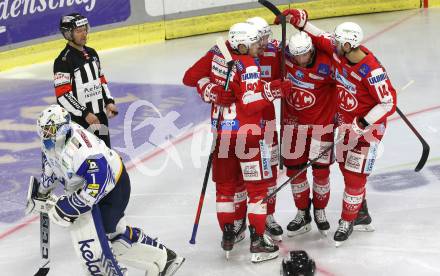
(260, 66), (272, 78)
(71, 137), (82, 149)
(78, 130), (92, 148)
(259, 140), (273, 179)
(212, 62), (228, 78)
(368, 72), (388, 85)
(286, 87), (316, 110)
(358, 63), (371, 77)
(287, 73), (315, 89)
(87, 160), (99, 173)
(54, 72), (70, 86)
(295, 70), (305, 79)
(78, 239), (103, 276)
(342, 68), (348, 77)
(308, 73), (324, 80)
(337, 85), (358, 111)
(211, 119), (240, 131)
(263, 51), (276, 57)
(241, 72), (261, 81)
(350, 71), (362, 81)
(213, 55), (227, 66)
(335, 69), (356, 93)
(317, 63), (330, 76)
(241, 161), (261, 181)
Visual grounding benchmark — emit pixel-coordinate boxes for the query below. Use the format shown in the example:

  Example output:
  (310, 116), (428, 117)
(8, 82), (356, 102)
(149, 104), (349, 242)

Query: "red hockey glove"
(274, 9), (308, 29)
(197, 77), (236, 106)
(262, 79), (291, 102)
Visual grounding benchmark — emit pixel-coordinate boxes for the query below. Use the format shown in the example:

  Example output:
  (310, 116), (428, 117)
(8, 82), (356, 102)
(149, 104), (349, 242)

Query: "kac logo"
(286, 87), (316, 110)
(337, 86), (358, 111)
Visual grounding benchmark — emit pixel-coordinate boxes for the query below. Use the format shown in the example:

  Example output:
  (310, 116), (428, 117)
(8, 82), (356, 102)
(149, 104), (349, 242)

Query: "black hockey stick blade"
(395, 106), (430, 172)
(34, 267), (49, 276)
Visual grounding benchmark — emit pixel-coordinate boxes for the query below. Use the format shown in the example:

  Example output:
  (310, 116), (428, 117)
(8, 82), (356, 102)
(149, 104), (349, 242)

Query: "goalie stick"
(189, 36), (235, 244)
(26, 175), (50, 276)
(258, 0), (287, 169)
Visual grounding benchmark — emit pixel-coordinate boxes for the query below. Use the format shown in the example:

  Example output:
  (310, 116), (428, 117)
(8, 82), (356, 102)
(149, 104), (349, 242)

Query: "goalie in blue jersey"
(26, 104), (184, 276)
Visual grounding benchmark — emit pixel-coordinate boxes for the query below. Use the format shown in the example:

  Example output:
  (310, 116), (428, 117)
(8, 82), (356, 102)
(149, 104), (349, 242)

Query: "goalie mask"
(37, 104), (71, 150)
(281, 250), (316, 276)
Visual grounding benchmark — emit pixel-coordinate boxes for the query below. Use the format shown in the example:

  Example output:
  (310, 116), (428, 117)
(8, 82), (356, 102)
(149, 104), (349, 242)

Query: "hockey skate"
(313, 208), (330, 236)
(286, 203), (312, 237)
(234, 218), (246, 244)
(160, 247), (185, 276)
(265, 214), (283, 241)
(354, 200), (375, 232)
(334, 219), (354, 247)
(221, 223), (235, 260)
(249, 225), (279, 263)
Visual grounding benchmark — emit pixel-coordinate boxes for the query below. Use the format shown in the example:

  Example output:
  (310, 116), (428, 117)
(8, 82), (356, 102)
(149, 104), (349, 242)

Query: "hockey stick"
(262, 134), (345, 203)
(34, 212), (50, 276)
(258, 0), (287, 169)
(189, 37), (235, 244)
(26, 175), (50, 276)
(395, 106), (430, 171)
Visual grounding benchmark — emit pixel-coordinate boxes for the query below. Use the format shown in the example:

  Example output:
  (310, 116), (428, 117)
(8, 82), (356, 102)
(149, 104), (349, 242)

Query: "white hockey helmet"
(288, 32), (314, 56)
(37, 104), (71, 150)
(246, 16), (272, 38)
(334, 22), (363, 48)
(228, 22), (260, 50)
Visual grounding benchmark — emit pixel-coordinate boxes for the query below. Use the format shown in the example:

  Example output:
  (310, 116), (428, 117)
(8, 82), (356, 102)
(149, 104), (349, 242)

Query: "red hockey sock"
(216, 182), (236, 230)
(247, 183), (268, 235)
(266, 180), (277, 215)
(234, 181), (247, 221)
(312, 168), (330, 209)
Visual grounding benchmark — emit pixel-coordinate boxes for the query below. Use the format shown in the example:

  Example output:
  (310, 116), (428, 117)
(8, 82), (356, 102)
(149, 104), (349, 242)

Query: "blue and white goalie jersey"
(39, 122), (123, 208)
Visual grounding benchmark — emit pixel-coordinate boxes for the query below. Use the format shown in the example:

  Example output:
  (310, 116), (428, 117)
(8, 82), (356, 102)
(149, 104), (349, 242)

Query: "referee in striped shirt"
(53, 13), (118, 147)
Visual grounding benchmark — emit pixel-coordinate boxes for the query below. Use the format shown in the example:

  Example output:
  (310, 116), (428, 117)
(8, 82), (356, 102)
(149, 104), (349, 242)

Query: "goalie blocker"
(27, 104), (185, 276)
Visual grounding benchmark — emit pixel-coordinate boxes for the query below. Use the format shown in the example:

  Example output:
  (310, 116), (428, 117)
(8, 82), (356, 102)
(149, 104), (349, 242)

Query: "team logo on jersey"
(286, 87), (316, 110)
(358, 63), (371, 77)
(318, 63), (330, 76)
(338, 86), (358, 111)
(295, 70), (305, 79)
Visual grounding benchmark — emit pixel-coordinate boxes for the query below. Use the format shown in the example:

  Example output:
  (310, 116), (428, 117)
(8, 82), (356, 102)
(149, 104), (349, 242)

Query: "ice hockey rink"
(1, 7), (440, 276)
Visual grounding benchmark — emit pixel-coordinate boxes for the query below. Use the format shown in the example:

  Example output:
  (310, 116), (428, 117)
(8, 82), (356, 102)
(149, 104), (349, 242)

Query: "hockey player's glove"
(197, 77), (236, 106)
(274, 9), (308, 30)
(262, 79), (291, 102)
(25, 176), (58, 215)
(48, 192), (91, 227)
(351, 116), (370, 136)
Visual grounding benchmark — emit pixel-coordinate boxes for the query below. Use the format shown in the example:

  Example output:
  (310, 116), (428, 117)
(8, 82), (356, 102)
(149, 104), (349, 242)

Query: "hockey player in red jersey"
(281, 32), (337, 237)
(242, 16), (283, 241)
(183, 22), (290, 262)
(278, 9), (397, 246)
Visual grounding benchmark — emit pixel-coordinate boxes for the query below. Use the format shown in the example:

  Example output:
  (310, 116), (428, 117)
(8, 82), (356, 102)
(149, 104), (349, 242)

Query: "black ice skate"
(334, 219), (354, 247)
(265, 214), (283, 241)
(313, 208), (330, 236)
(160, 247), (185, 276)
(249, 225), (279, 263)
(221, 223), (235, 259)
(286, 202), (312, 237)
(234, 218), (246, 244)
(354, 199), (375, 232)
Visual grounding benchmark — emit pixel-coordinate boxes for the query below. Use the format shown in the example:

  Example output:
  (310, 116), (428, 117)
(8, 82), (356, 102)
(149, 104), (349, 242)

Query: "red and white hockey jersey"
(283, 48), (337, 127)
(307, 34), (397, 127)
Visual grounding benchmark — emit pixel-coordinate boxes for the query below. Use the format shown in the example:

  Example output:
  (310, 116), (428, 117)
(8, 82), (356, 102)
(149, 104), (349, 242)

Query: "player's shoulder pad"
(208, 45), (222, 56)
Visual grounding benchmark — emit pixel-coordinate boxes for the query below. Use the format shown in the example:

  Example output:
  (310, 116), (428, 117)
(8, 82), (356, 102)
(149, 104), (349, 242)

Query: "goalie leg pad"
(110, 226), (168, 273)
